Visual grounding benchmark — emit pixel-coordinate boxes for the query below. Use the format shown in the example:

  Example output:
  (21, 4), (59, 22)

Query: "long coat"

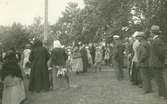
(29, 46), (50, 92)
(149, 36), (166, 68)
(80, 47), (88, 72)
(137, 40), (150, 68)
(112, 42), (124, 66)
(89, 45), (96, 64)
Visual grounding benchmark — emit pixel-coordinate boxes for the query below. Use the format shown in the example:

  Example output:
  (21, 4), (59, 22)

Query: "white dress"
(23, 49), (31, 75)
(87, 49), (93, 65)
(132, 40), (140, 62)
(71, 52), (83, 72)
(2, 76), (26, 104)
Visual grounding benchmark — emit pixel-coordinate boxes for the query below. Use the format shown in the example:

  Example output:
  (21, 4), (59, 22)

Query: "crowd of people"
(0, 24), (167, 104)
(127, 25), (167, 99)
(0, 37), (113, 104)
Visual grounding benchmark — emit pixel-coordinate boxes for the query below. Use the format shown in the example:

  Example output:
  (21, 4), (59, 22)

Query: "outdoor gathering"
(0, 0), (167, 104)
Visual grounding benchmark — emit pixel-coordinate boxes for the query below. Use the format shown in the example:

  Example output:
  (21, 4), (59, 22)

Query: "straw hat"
(113, 35), (120, 39)
(136, 32), (146, 38)
(151, 25), (160, 32)
(132, 31), (139, 38)
(53, 40), (62, 48)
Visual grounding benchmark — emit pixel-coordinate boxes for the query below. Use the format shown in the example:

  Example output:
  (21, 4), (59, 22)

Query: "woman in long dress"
(22, 44), (31, 77)
(71, 46), (83, 73)
(29, 39), (50, 92)
(1, 48), (26, 104)
(86, 46), (93, 68)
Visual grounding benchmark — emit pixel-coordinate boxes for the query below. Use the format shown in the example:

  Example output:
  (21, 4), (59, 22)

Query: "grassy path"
(29, 69), (167, 104)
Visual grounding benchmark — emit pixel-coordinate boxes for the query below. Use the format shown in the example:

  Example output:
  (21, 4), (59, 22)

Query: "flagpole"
(44, 0), (48, 43)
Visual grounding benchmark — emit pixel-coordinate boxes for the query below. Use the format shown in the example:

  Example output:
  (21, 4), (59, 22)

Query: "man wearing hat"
(136, 32), (152, 93)
(149, 25), (167, 98)
(112, 35), (124, 80)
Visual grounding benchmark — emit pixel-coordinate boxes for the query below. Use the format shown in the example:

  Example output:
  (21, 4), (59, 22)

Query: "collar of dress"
(153, 35), (159, 40)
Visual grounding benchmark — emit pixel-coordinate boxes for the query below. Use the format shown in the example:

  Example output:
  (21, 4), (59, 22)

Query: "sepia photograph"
(0, 0), (167, 104)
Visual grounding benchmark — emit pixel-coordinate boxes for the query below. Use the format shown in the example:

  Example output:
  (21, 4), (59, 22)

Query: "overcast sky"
(0, 0), (84, 26)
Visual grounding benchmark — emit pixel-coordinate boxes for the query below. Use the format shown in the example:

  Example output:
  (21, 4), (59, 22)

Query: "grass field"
(28, 67), (167, 104)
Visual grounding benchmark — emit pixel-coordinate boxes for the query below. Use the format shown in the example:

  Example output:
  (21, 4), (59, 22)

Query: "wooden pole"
(44, 0), (48, 43)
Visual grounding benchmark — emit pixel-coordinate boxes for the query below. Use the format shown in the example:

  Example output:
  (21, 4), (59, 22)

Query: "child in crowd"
(94, 45), (103, 72)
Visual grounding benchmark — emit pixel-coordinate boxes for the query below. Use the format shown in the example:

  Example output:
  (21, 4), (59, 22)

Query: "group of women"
(0, 39), (113, 104)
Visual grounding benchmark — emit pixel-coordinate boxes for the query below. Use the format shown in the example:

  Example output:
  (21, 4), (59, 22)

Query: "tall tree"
(0, 23), (30, 50)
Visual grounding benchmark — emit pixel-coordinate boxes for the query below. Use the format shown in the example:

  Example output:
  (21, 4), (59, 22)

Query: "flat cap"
(151, 25), (160, 31)
(113, 35), (120, 39)
(136, 32), (146, 38)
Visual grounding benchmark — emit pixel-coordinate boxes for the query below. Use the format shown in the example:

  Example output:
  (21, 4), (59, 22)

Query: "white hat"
(53, 40), (62, 48)
(113, 35), (120, 39)
(151, 25), (160, 31)
(132, 31), (139, 37)
(136, 32), (145, 38)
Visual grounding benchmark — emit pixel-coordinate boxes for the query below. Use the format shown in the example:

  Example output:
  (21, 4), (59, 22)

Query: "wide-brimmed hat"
(53, 40), (62, 48)
(151, 25), (160, 32)
(136, 32), (146, 38)
(132, 31), (139, 38)
(25, 44), (31, 48)
(113, 35), (120, 39)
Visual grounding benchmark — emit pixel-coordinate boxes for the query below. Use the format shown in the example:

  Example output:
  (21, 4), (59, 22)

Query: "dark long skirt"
(29, 62), (50, 92)
(130, 62), (142, 85)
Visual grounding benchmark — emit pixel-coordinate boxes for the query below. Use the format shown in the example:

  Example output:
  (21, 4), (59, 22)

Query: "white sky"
(0, 0), (84, 26)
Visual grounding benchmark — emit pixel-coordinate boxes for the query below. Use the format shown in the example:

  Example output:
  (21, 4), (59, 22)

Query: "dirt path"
(29, 69), (167, 104)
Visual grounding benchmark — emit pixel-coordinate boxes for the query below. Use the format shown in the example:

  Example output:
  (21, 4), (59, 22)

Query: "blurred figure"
(22, 44), (31, 78)
(66, 47), (73, 73)
(136, 32), (152, 93)
(104, 44), (111, 65)
(149, 25), (167, 98)
(49, 40), (69, 89)
(71, 44), (83, 73)
(126, 37), (134, 79)
(94, 44), (103, 72)
(89, 43), (96, 65)
(80, 44), (89, 73)
(112, 35), (124, 80)
(29, 39), (50, 92)
(131, 32), (142, 86)
(1, 48), (26, 104)
(86, 46), (93, 69)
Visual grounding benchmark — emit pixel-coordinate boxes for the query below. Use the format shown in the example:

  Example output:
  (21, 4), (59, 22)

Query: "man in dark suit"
(136, 32), (152, 93)
(89, 43), (96, 64)
(80, 44), (88, 73)
(149, 25), (167, 98)
(112, 35), (124, 80)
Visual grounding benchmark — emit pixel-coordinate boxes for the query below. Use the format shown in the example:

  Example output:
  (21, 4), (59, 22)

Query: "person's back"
(1, 49), (25, 104)
(113, 42), (124, 63)
(51, 47), (68, 66)
(137, 39), (150, 68)
(30, 46), (49, 64)
(95, 47), (102, 63)
(149, 36), (165, 68)
(29, 42), (50, 92)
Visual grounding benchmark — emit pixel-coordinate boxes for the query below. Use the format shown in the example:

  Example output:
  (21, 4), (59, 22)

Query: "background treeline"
(0, 0), (167, 50)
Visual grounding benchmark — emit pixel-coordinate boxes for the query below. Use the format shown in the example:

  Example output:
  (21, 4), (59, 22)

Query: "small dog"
(57, 68), (67, 77)
(56, 67), (70, 88)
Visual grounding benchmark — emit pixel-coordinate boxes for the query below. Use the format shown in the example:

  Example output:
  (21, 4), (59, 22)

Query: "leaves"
(0, 23), (30, 50)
